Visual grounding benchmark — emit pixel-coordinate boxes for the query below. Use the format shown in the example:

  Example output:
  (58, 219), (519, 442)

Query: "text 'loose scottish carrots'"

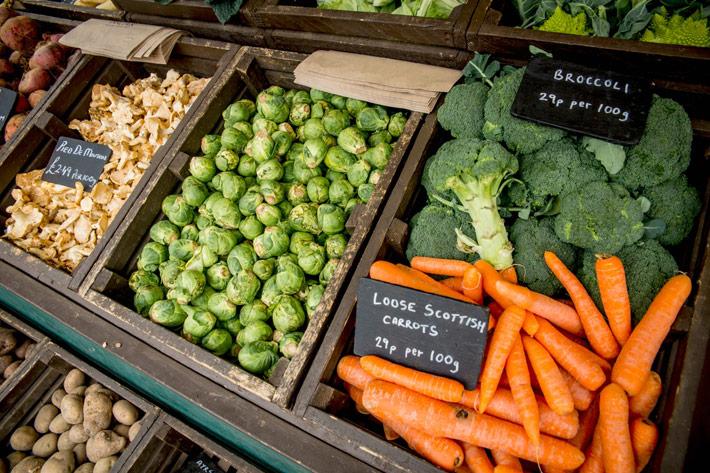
(370, 261), (474, 303)
(337, 355), (374, 390)
(595, 255), (632, 345)
(522, 336), (575, 416)
(599, 383), (634, 473)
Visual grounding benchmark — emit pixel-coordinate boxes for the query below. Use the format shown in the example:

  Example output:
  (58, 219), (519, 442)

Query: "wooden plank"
(16, 0), (126, 21)
(0, 307), (47, 344)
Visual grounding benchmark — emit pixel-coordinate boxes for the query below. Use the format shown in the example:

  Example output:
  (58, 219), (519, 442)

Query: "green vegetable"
(149, 300), (186, 327)
(257, 91), (289, 123)
(329, 179), (355, 206)
(324, 146), (357, 173)
(150, 220), (180, 246)
(317, 204), (345, 235)
(240, 300), (270, 325)
(169, 239), (199, 262)
(255, 203), (282, 227)
(248, 130), (276, 163)
(356, 106), (389, 132)
(405, 203), (478, 263)
(201, 329), (233, 356)
(304, 118), (327, 140)
(227, 243), (258, 275)
(134, 285), (163, 316)
(129, 270), (160, 292)
(297, 242), (326, 276)
(323, 110), (350, 136)
(537, 6), (590, 35)
(641, 175), (701, 246)
(215, 148), (240, 172)
(369, 130), (393, 146)
(290, 102), (311, 126)
(237, 321), (273, 347)
(137, 242), (168, 272)
(253, 258), (276, 281)
(303, 138), (329, 168)
(289, 203), (321, 234)
(388, 112), (407, 137)
(239, 215), (264, 240)
(223, 100), (256, 124)
(159, 259), (185, 289)
(238, 341), (279, 375)
(222, 317), (243, 337)
(580, 137), (626, 176)
(272, 130), (294, 157)
(201, 135), (221, 156)
(191, 286), (215, 311)
(346, 160), (372, 187)
(239, 189), (264, 216)
(641, 8), (710, 47)
(206, 261), (232, 291)
(276, 255), (306, 294)
(304, 284), (325, 318)
(259, 180), (285, 205)
(437, 83), (487, 139)
(173, 270), (206, 305)
(226, 270), (261, 305)
(253, 117), (278, 135)
(189, 155), (217, 183)
(183, 308), (217, 338)
(271, 295), (306, 333)
(358, 183), (375, 202)
(220, 128), (249, 154)
(337, 127), (367, 155)
(238, 155), (257, 177)
(201, 226), (239, 256)
(207, 291), (237, 321)
(319, 258), (340, 285)
(162, 195), (194, 227)
(253, 226), (290, 258)
(362, 142), (392, 169)
(232, 121), (254, 140)
(256, 159), (284, 182)
(214, 173), (247, 202)
(306, 177), (330, 204)
(180, 224), (199, 241)
(279, 332), (303, 359)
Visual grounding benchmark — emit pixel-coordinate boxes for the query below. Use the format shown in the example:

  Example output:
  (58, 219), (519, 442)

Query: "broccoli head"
(510, 217), (577, 296)
(578, 240), (678, 324)
(423, 138), (518, 269)
(406, 203), (479, 263)
(483, 67), (566, 154)
(640, 8), (710, 48)
(614, 96), (692, 190)
(642, 175), (701, 246)
(437, 82), (488, 140)
(537, 6), (591, 36)
(554, 181), (645, 254)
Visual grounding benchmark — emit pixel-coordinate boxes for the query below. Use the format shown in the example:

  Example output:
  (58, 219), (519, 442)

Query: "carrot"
(599, 383), (634, 473)
(522, 336), (575, 416)
(559, 369), (594, 411)
(629, 372), (662, 418)
(613, 275), (692, 396)
(383, 424), (399, 441)
(410, 256), (473, 277)
(463, 443), (494, 473)
(370, 261), (475, 303)
(360, 355), (464, 403)
(493, 466), (522, 473)
(499, 267), (518, 284)
(384, 417), (465, 471)
(533, 318), (606, 391)
(463, 266), (484, 304)
(475, 260), (513, 308)
(596, 255), (632, 346)
(505, 335), (540, 445)
(522, 312), (539, 336)
(579, 424), (604, 473)
(362, 380), (585, 470)
(542, 467), (569, 473)
(491, 450), (522, 471)
(570, 399), (598, 450)
(443, 277), (465, 293)
(456, 466), (474, 473)
(545, 251), (619, 359)
(479, 306), (527, 413)
(337, 355), (374, 390)
(488, 315), (497, 332)
(344, 384), (369, 415)
(630, 418), (658, 473)
(493, 278), (583, 336)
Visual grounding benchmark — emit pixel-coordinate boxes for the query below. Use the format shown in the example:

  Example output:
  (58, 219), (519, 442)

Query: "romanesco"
(537, 6), (591, 36)
(641, 9), (710, 48)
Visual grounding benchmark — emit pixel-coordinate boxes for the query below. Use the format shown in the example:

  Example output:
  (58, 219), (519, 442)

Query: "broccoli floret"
(406, 203), (479, 263)
(483, 68), (566, 154)
(641, 8), (710, 48)
(642, 175), (701, 246)
(510, 217), (577, 296)
(537, 6), (591, 36)
(437, 82), (488, 139)
(423, 138), (518, 269)
(614, 96), (692, 190)
(554, 181), (645, 254)
(578, 240), (678, 324)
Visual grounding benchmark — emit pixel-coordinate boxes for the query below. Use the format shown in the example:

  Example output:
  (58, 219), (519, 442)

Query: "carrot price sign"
(354, 278), (490, 389)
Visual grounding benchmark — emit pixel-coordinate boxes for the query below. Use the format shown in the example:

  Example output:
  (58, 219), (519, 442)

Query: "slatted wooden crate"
(0, 308), (47, 388)
(15, 0), (126, 22)
(114, 0), (255, 23)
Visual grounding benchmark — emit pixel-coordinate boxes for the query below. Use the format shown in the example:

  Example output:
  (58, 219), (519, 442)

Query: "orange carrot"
(493, 466), (522, 473)
(443, 277), (465, 293)
(489, 301), (505, 318)
(579, 424), (604, 473)
(463, 443), (494, 473)
(596, 255), (632, 346)
(522, 312), (539, 336)
(493, 278), (583, 336)
(522, 336), (575, 416)
(505, 335), (540, 445)
(345, 384), (369, 414)
(599, 383), (634, 473)
(337, 356), (374, 390)
(499, 267), (518, 284)
(463, 266), (484, 304)
(410, 256), (473, 277)
(542, 467), (569, 473)
(383, 424), (399, 441)
(559, 369), (594, 411)
(491, 449), (522, 471)
(475, 260), (513, 308)
(570, 399), (598, 450)
(360, 355), (464, 403)
(631, 418), (658, 473)
(545, 251), (619, 359)
(362, 380), (585, 470)
(479, 306), (527, 413)
(384, 417), (465, 471)
(370, 261), (475, 303)
(629, 372), (662, 418)
(613, 275), (692, 396)
(456, 466), (474, 473)
(399, 264), (478, 302)
(488, 315), (497, 332)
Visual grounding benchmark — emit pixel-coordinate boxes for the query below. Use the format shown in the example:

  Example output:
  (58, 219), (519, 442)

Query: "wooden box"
(0, 308), (47, 388)
(15, 0), (126, 22)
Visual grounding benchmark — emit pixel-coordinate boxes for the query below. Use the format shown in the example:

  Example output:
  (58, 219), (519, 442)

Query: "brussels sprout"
(247, 130), (276, 164)
(284, 89), (296, 106)
(302, 138), (328, 169)
(297, 242), (326, 276)
(252, 258), (275, 281)
(134, 285), (163, 316)
(260, 276), (282, 307)
(252, 117), (278, 135)
(356, 106), (389, 132)
(257, 91), (289, 123)
(238, 341), (279, 374)
(271, 295), (306, 333)
(192, 286), (216, 311)
(344, 198), (361, 217)
(227, 243), (258, 275)
(337, 127), (367, 155)
(211, 198), (241, 229)
(368, 169), (383, 185)
(183, 244), (216, 273)
(189, 155), (217, 183)
(329, 179), (355, 206)
(150, 220), (180, 246)
(289, 203), (321, 234)
(183, 308), (217, 338)
(322, 110), (350, 136)
(346, 160), (371, 187)
(172, 270), (206, 305)
(293, 157), (322, 184)
(296, 125), (306, 142)
(320, 259), (340, 285)
(292, 90), (311, 105)
(368, 130), (393, 147)
(303, 118), (327, 141)
(180, 176), (209, 207)
(272, 130), (293, 157)
(223, 100), (256, 124)
(259, 180), (285, 205)
(237, 321), (273, 347)
(222, 317), (243, 337)
(215, 148), (240, 172)
(311, 89), (332, 102)
(322, 145), (356, 173)
(215, 173), (247, 201)
(129, 270), (160, 292)
(388, 111), (407, 137)
(253, 226), (290, 259)
(199, 193), (222, 218)
(287, 143), (304, 162)
(201, 329), (233, 356)
(305, 284), (325, 317)
(278, 201), (293, 218)
(254, 159), (283, 183)
(206, 291), (236, 321)
(266, 85), (285, 96)
(238, 189), (264, 216)
(255, 203), (281, 227)
(149, 300), (187, 327)
(317, 204), (345, 235)
(138, 242), (168, 272)
(325, 169), (345, 182)
(239, 215), (264, 240)
(329, 94), (346, 110)
(358, 183), (375, 202)
(325, 234), (348, 259)
(162, 195), (194, 227)
(275, 256), (306, 295)
(226, 270), (261, 305)
(289, 102), (310, 126)
(280, 161), (295, 184)
(201, 134), (221, 157)
(279, 122), (296, 138)
(286, 183), (308, 206)
(180, 224), (200, 241)
(206, 261), (231, 291)
(346, 98), (367, 116)
(168, 239), (199, 262)
(363, 142), (392, 170)
(232, 121), (254, 140)
(288, 232), (313, 255)
(195, 214), (214, 230)
(159, 259), (185, 289)
(237, 155), (257, 177)
(221, 128), (249, 154)
(237, 301), (268, 326)
(306, 177), (330, 204)
(279, 332), (303, 359)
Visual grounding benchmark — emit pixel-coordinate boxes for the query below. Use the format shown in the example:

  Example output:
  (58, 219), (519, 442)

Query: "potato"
(3, 360), (22, 379)
(67, 424), (89, 444)
(10, 456), (44, 473)
(50, 390), (66, 409)
(111, 400), (139, 426)
(84, 384), (103, 395)
(62, 369), (85, 394)
(112, 424), (129, 438)
(48, 415), (70, 435)
(85, 431), (126, 463)
(59, 394), (83, 425)
(73, 443), (87, 464)
(127, 421), (142, 442)
(92, 456), (117, 473)
(0, 329), (17, 356)
(14, 340), (34, 359)
(68, 386), (86, 396)
(31, 433), (58, 458)
(10, 426), (39, 451)
(74, 463), (95, 473)
(7, 451), (27, 469)
(0, 354), (12, 374)
(83, 392), (112, 436)
(56, 432), (75, 452)
(40, 451), (75, 473)
(33, 405), (59, 435)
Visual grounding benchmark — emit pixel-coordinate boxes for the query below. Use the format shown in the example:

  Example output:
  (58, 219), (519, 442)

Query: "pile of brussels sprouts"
(128, 86), (408, 377)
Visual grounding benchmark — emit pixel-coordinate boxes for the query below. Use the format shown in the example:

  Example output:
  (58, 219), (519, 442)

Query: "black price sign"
(42, 137), (112, 191)
(354, 278), (489, 389)
(177, 454), (226, 473)
(0, 87), (18, 135)
(511, 57), (652, 145)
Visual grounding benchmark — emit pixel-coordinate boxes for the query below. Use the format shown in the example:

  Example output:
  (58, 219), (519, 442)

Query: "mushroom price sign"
(42, 136), (112, 191)
(0, 87), (18, 135)
(354, 278), (489, 389)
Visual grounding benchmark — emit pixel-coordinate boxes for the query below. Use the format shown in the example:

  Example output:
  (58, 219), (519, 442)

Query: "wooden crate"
(15, 0), (126, 22)
(79, 46), (426, 410)
(467, 0), (710, 83)
(293, 85), (710, 472)
(115, 0), (256, 24)
(0, 308), (48, 388)
(0, 38), (240, 296)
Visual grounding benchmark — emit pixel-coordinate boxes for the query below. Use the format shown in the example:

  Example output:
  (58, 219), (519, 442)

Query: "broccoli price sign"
(42, 136), (112, 191)
(511, 57), (651, 145)
(0, 87), (17, 136)
(178, 454), (227, 473)
(354, 278), (489, 389)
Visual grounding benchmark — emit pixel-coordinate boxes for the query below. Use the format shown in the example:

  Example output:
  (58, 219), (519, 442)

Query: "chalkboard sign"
(354, 278), (489, 389)
(177, 453), (226, 473)
(42, 137), (112, 191)
(511, 57), (652, 145)
(0, 87), (18, 136)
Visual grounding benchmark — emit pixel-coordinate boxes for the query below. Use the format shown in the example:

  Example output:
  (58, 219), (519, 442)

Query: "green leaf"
(529, 45), (553, 57)
(570, 3), (612, 36)
(462, 53), (500, 87)
(581, 136), (626, 175)
(614, 0), (652, 38)
(644, 218), (666, 239)
(211, 0), (244, 23)
(637, 196), (651, 213)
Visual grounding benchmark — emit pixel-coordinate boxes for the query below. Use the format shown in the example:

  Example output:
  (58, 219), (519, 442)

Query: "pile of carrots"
(338, 253), (691, 472)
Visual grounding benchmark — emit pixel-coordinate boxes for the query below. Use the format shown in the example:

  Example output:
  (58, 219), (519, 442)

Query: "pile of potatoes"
(2, 368), (145, 473)
(0, 324), (36, 383)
